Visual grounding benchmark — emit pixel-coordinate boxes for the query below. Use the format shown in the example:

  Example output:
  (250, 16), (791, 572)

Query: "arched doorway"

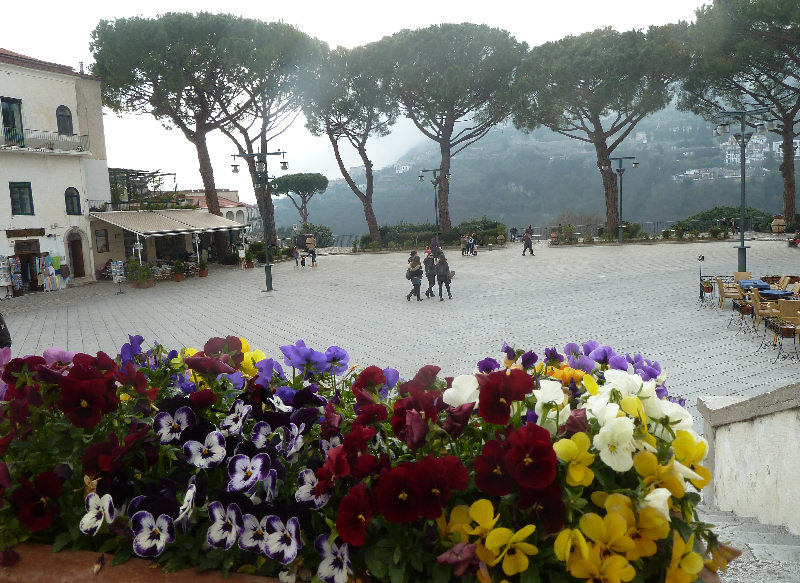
(65, 231), (87, 278)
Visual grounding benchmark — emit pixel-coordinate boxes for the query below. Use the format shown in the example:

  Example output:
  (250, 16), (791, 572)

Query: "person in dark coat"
(406, 254), (424, 301)
(436, 253), (452, 301)
(423, 251), (437, 298)
(0, 312), (11, 348)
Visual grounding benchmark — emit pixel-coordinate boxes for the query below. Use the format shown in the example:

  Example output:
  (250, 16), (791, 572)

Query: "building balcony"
(2, 127), (89, 153)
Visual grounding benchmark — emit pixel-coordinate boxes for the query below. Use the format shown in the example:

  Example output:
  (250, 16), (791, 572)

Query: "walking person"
(0, 311), (11, 348)
(423, 251), (437, 298)
(406, 253), (424, 302)
(306, 234), (317, 267)
(510, 226), (517, 242)
(430, 237), (440, 259)
(461, 234), (468, 256)
(436, 253), (452, 301)
(522, 231), (535, 256)
(469, 233), (477, 256)
(292, 246), (300, 267)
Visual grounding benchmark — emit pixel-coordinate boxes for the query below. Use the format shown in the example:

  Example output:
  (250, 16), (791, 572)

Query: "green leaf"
(111, 545), (134, 566)
(364, 546), (392, 579)
(672, 516), (695, 541)
(388, 560), (406, 583)
(431, 562), (451, 583)
(51, 531), (73, 552)
(520, 565), (541, 583)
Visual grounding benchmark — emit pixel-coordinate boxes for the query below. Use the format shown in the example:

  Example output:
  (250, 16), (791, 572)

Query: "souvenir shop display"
(0, 256), (11, 299)
(8, 256), (23, 296)
(111, 260), (126, 295)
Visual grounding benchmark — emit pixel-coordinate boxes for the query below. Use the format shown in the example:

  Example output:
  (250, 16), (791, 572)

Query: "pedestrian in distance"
(469, 233), (477, 256)
(510, 226), (517, 242)
(430, 236), (440, 259)
(406, 253), (424, 302)
(0, 312), (10, 348)
(306, 234), (317, 267)
(292, 246), (300, 267)
(522, 231), (534, 256)
(423, 251), (437, 298)
(436, 253), (452, 301)
(461, 234), (468, 256)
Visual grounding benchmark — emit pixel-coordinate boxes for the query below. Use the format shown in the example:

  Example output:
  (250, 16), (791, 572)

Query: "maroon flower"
(114, 362), (155, 401)
(504, 423), (557, 489)
(342, 424), (376, 456)
(564, 407), (589, 436)
(519, 480), (566, 534)
(375, 465), (421, 523)
(11, 471), (63, 532)
(317, 444), (351, 492)
(320, 401), (343, 439)
(477, 369), (534, 425)
(1, 356), (46, 398)
(354, 403), (388, 427)
(437, 542), (478, 576)
(415, 456), (468, 519)
(474, 440), (514, 496)
(184, 356), (235, 375)
(202, 336), (245, 368)
(57, 376), (108, 429)
(351, 366), (386, 393)
(404, 409), (428, 450)
(336, 482), (372, 546)
(397, 364), (440, 395)
(441, 402), (475, 438)
(188, 388), (218, 409)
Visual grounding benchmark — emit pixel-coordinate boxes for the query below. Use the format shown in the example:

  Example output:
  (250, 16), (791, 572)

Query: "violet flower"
(315, 535), (352, 583)
(227, 453), (270, 492)
(295, 469), (330, 509)
(264, 516), (302, 564)
(325, 346), (350, 375)
(153, 406), (196, 445)
(79, 493), (116, 536)
(476, 357), (500, 373)
(207, 501), (243, 549)
(239, 514), (269, 553)
(184, 431), (226, 468)
(131, 511), (175, 557)
(220, 399), (252, 436)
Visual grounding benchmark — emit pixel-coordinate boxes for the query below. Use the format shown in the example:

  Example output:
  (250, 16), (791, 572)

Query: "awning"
(89, 209), (245, 237)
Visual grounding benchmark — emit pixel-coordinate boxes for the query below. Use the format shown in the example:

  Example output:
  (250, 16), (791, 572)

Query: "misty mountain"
(273, 106), (787, 235)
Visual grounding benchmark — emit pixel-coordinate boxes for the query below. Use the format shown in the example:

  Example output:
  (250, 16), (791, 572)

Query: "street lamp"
(418, 168), (451, 247)
(231, 149), (287, 291)
(606, 156), (638, 243)
(716, 106), (771, 272)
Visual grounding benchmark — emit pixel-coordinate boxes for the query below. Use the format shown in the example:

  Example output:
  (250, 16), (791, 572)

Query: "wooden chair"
(733, 271), (751, 281)
(789, 281), (800, 296)
(771, 275), (790, 290)
(751, 291), (779, 331)
(769, 299), (800, 359)
(715, 276), (741, 310)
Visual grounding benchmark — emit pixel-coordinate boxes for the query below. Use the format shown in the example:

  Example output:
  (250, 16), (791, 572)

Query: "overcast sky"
(5, 1), (708, 204)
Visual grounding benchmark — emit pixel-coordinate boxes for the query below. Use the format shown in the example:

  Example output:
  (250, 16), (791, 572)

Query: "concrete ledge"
(699, 383), (800, 534)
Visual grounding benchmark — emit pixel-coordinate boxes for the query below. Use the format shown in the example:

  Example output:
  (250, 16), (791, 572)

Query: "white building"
(1, 48), (110, 292)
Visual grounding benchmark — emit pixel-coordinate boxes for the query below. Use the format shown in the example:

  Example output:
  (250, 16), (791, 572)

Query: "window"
(9, 182), (34, 215)
(95, 229), (109, 253)
(56, 105), (73, 135)
(65, 187), (81, 215)
(2, 98), (24, 146)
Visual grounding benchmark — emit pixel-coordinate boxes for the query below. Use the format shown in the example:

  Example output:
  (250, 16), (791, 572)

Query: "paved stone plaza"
(4, 237), (799, 428)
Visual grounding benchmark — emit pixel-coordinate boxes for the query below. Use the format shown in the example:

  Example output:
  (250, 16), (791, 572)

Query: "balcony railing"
(2, 127), (89, 152)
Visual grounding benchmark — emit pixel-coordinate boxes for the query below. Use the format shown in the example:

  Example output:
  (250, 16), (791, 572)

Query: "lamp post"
(605, 157), (638, 243)
(418, 168), (451, 247)
(715, 107), (771, 272)
(231, 149), (288, 291)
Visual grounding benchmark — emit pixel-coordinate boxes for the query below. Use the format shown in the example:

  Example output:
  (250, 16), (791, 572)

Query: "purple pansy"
(184, 431), (226, 468)
(520, 350), (538, 369)
(176, 482), (197, 526)
(315, 535), (352, 583)
(264, 516), (301, 564)
(572, 355), (597, 373)
(251, 421), (274, 448)
(262, 469), (278, 502)
(280, 340), (329, 375)
(582, 340), (600, 355)
(42, 347), (77, 365)
(325, 346), (350, 375)
(153, 406), (196, 444)
(220, 399), (252, 435)
(227, 453), (270, 492)
(608, 355), (631, 371)
(501, 341), (516, 361)
(79, 492), (116, 535)
(588, 345), (616, 365)
(476, 357), (500, 373)
(207, 501), (243, 549)
(254, 358), (286, 388)
(281, 423), (305, 460)
(121, 334), (145, 365)
(218, 371), (245, 391)
(544, 347), (564, 363)
(176, 371), (197, 394)
(563, 342), (581, 358)
(131, 511), (175, 557)
(239, 514), (269, 553)
(295, 469), (329, 509)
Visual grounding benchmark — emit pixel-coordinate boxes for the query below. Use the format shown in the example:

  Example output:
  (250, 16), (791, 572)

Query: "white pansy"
(651, 400), (693, 439)
(533, 379), (571, 435)
(593, 416), (636, 471)
(602, 369), (642, 398)
(443, 375), (480, 406)
(673, 460), (703, 484)
(642, 487), (672, 520)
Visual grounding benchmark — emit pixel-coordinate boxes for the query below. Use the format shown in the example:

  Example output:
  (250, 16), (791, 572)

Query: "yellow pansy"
(568, 544), (636, 583)
(672, 431), (711, 489)
(582, 374), (599, 396)
(547, 365), (585, 387)
(578, 512), (636, 557)
(436, 504), (471, 542)
(240, 350), (267, 376)
(603, 494), (670, 560)
(485, 524), (538, 576)
(553, 432), (595, 487)
(466, 499), (500, 565)
(666, 532), (704, 583)
(620, 395), (647, 424)
(633, 451), (685, 498)
(703, 541), (742, 573)
(554, 528), (589, 567)
(238, 337), (251, 353)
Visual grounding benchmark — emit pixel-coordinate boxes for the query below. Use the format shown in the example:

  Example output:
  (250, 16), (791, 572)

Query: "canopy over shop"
(89, 209), (245, 266)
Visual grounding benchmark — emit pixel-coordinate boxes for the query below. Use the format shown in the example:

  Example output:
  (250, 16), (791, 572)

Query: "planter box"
(0, 543), (277, 583)
(245, 262), (254, 269)
(173, 274), (185, 282)
(198, 269), (209, 278)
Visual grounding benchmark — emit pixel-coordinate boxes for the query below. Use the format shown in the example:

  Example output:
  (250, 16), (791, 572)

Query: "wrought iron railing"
(2, 127), (89, 152)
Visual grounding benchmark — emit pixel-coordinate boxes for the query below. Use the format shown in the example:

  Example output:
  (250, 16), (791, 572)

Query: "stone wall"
(698, 384), (800, 534)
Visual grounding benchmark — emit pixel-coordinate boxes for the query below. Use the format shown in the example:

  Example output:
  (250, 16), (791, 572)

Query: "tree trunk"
(193, 133), (230, 262)
(779, 128), (797, 221)
(593, 141), (619, 232)
(438, 142), (452, 231)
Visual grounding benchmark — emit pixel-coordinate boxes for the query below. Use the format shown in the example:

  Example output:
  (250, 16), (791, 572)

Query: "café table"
(738, 279), (771, 291)
(758, 289), (794, 300)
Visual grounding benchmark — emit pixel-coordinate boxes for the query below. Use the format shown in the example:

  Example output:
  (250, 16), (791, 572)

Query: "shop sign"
(6, 228), (45, 238)
(14, 239), (41, 255)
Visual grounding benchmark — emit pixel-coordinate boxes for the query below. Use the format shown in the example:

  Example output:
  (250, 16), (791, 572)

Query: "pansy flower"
(153, 406), (196, 444)
(220, 399), (252, 436)
(131, 510), (175, 557)
(280, 340), (329, 375)
(78, 492), (115, 536)
(504, 423), (558, 489)
(239, 514), (269, 553)
(476, 357), (500, 373)
(262, 469), (278, 502)
(184, 431), (226, 468)
(295, 468), (330, 509)
(336, 482), (372, 545)
(207, 501), (243, 549)
(176, 481), (197, 526)
(325, 345), (350, 375)
(264, 515), (302, 564)
(477, 369), (534, 425)
(254, 358), (286, 388)
(226, 453), (270, 492)
(11, 471), (63, 532)
(315, 535), (353, 583)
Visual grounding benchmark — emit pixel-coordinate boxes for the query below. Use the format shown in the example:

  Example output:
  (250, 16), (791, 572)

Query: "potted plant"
(172, 260), (185, 282)
(136, 264), (154, 288)
(244, 249), (255, 269)
(702, 279), (713, 294)
(198, 257), (209, 278)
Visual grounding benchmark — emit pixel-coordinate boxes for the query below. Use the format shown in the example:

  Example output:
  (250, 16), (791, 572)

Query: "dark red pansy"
(389, 397), (413, 440)
(320, 401), (343, 439)
(354, 403), (388, 427)
(351, 366), (386, 393)
(11, 471), (63, 532)
(414, 456), (468, 519)
(1, 356), (46, 397)
(203, 336), (245, 367)
(188, 388), (218, 409)
(322, 445), (351, 479)
(114, 362), (155, 400)
(375, 465), (421, 523)
(504, 423), (557, 489)
(56, 377), (107, 429)
(184, 356), (236, 375)
(404, 409), (428, 450)
(564, 408), (589, 436)
(412, 365), (441, 389)
(519, 480), (566, 534)
(342, 424), (376, 456)
(477, 369), (535, 425)
(441, 402), (475, 438)
(336, 482), (372, 546)
(474, 440), (514, 496)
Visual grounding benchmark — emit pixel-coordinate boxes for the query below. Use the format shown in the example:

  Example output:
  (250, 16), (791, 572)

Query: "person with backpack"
(406, 253), (424, 302)
(522, 231), (535, 256)
(423, 251), (437, 298)
(436, 253), (452, 301)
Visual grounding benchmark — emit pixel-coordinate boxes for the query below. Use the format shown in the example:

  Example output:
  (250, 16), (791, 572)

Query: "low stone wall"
(698, 384), (800, 534)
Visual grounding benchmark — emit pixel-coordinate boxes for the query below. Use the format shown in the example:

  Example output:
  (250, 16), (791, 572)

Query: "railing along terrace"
(2, 127), (89, 152)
